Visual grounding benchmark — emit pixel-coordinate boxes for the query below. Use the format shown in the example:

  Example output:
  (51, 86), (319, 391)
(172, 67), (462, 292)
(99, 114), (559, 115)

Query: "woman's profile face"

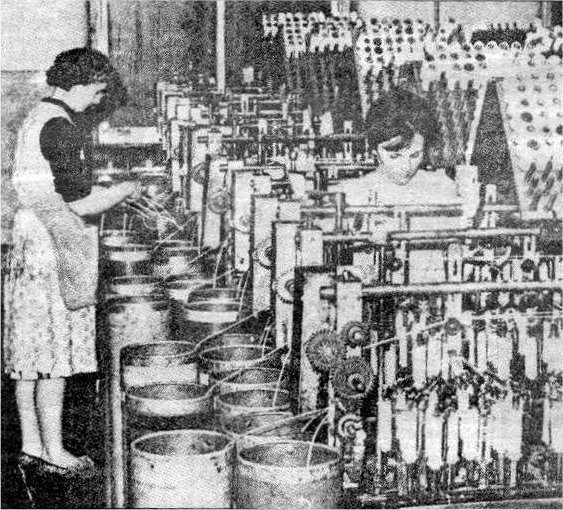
(71, 82), (108, 112)
(376, 132), (424, 185)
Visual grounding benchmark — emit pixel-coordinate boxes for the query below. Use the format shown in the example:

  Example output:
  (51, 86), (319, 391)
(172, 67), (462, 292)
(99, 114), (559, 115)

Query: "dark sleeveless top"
(39, 98), (92, 203)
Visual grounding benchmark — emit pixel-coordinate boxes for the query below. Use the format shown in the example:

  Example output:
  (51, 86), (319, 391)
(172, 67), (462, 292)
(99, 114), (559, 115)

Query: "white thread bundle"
(458, 389), (480, 461)
(542, 320), (562, 373)
(397, 311), (409, 367)
(384, 347), (397, 386)
(425, 393), (443, 470)
(551, 400), (563, 453)
(542, 393), (551, 446)
(427, 332), (442, 379)
(378, 399), (392, 452)
(446, 411), (459, 465)
(397, 399), (418, 464)
(476, 328), (488, 371)
(505, 395), (523, 461)
(412, 342), (427, 388)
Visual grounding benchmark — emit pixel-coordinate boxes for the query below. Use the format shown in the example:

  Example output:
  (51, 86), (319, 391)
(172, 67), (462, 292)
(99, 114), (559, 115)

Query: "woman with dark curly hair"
(4, 48), (138, 475)
(331, 87), (458, 205)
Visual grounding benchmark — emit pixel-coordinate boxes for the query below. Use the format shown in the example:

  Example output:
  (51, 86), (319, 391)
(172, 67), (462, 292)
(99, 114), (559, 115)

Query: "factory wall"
(439, 1), (540, 27)
(1, 0), (88, 71)
(357, 1), (435, 22)
(357, 1), (540, 26)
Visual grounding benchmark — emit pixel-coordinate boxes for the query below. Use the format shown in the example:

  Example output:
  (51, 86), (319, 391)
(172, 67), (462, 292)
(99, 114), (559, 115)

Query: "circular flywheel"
(332, 357), (374, 399)
(340, 321), (370, 348)
(305, 330), (344, 373)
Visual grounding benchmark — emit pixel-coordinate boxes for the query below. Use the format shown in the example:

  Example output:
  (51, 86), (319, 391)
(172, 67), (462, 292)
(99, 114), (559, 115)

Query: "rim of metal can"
(121, 341), (197, 366)
(217, 389), (290, 409)
(107, 296), (169, 312)
(187, 287), (240, 302)
(131, 429), (233, 459)
(199, 345), (274, 363)
(225, 411), (293, 435)
(237, 439), (341, 472)
(126, 383), (209, 402)
(111, 275), (161, 286)
(221, 367), (286, 385)
(104, 243), (151, 253)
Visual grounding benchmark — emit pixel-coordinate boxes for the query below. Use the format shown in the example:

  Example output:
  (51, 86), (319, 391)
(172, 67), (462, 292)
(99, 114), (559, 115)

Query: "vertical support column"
(297, 272), (334, 412)
(273, 221), (300, 348)
(540, 2), (551, 27)
(434, 1), (440, 30)
(91, 0), (110, 55)
(216, 0), (226, 91)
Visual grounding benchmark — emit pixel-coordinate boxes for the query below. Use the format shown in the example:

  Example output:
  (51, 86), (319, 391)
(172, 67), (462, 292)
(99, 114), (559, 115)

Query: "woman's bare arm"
(68, 182), (140, 216)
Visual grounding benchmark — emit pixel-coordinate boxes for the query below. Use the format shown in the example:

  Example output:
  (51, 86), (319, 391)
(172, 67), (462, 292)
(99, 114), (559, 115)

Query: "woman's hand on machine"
(119, 180), (143, 202)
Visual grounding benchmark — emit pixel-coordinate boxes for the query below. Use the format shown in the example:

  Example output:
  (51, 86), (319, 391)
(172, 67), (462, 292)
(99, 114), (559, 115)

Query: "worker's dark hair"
(47, 48), (128, 124)
(46, 48), (114, 91)
(365, 87), (442, 168)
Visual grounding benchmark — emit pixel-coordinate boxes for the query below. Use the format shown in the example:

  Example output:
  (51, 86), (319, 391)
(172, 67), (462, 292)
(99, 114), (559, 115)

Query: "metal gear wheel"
(234, 213), (251, 233)
(444, 317), (463, 336)
(340, 321), (370, 348)
(208, 186), (231, 214)
(272, 270), (295, 304)
(255, 238), (273, 269)
(337, 413), (363, 438)
(305, 330), (344, 373)
(191, 161), (207, 185)
(332, 357), (374, 399)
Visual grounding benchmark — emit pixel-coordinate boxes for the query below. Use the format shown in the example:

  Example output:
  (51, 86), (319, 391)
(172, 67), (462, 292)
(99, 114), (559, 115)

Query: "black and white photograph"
(1, 0), (562, 508)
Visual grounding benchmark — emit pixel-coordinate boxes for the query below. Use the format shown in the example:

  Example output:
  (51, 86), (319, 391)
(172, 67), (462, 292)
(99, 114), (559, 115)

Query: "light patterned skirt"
(3, 209), (97, 379)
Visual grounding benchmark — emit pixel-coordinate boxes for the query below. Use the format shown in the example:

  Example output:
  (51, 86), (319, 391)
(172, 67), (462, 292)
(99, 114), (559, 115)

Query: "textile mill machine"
(91, 11), (562, 508)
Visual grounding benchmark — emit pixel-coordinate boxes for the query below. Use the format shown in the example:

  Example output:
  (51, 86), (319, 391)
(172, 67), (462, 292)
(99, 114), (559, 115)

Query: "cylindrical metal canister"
(109, 275), (162, 299)
(235, 440), (343, 509)
(216, 389), (290, 432)
(180, 288), (241, 347)
(121, 341), (198, 389)
(152, 242), (201, 280)
(125, 383), (214, 441)
(105, 296), (170, 508)
(199, 333), (261, 352)
(212, 368), (289, 394)
(107, 296), (170, 350)
(100, 229), (139, 249)
(130, 430), (233, 508)
(102, 243), (152, 278)
(198, 345), (279, 381)
(167, 276), (212, 341)
(224, 411), (293, 439)
(222, 411), (311, 448)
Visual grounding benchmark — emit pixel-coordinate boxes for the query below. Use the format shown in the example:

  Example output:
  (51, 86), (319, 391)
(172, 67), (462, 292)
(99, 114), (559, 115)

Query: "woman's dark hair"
(46, 48), (114, 91)
(364, 87), (442, 168)
(48, 48), (128, 124)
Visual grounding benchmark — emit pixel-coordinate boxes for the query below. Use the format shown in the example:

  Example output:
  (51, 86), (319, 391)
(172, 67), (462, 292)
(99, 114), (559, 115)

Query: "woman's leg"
(14, 380), (43, 457)
(36, 377), (82, 466)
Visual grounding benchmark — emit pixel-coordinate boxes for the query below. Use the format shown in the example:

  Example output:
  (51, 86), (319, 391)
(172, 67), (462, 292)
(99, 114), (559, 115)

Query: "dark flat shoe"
(17, 451), (43, 469)
(38, 456), (97, 478)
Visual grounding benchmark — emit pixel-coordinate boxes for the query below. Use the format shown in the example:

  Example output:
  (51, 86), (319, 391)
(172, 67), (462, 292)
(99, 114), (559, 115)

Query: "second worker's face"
(376, 132), (425, 185)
